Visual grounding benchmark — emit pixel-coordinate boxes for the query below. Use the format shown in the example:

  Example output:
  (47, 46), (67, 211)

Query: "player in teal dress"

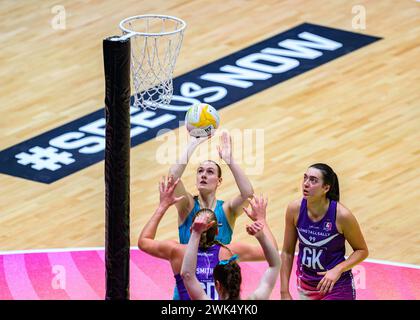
(169, 131), (255, 298)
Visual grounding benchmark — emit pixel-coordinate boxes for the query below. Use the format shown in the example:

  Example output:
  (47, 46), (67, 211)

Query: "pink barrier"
(0, 249), (418, 300)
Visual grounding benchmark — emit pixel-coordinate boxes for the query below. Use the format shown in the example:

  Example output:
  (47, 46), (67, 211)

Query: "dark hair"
(309, 163), (340, 201)
(213, 261), (242, 300)
(200, 160), (222, 178)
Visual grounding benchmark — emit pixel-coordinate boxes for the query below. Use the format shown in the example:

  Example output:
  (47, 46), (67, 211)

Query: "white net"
(119, 15), (186, 110)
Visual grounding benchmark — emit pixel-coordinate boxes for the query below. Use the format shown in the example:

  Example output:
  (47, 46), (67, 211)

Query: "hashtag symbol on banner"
(15, 146), (75, 171)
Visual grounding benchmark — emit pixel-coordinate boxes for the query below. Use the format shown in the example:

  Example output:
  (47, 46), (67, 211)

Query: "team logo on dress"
(323, 221), (333, 231)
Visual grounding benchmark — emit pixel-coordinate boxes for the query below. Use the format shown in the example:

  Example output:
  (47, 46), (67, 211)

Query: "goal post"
(102, 14), (186, 300)
(103, 37), (131, 300)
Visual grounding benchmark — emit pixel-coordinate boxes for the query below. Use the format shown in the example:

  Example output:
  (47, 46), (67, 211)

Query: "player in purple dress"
(181, 200), (280, 300)
(280, 163), (369, 300)
(138, 175), (277, 300)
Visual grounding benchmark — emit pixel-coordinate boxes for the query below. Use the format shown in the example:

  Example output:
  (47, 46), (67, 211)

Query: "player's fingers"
(325, 281), (333, 294)
(316, 277), (325, 291)
(250, 223), (260, 233)
(195, 215), (205, 225)
(163, 176), (168, 191)
(255, 221), (264, 229)
(250, 225), (260, 235)
(243, 207), (252, 218)
(249, 197), (257, 209)
(246, 225), (255, 235)
(251, 194), (258, 206)
(328, 281), (335, 293)
(323, 281), (332, 294)
(222, 131), (228, 143)
(160, 176), (166, 192)
(256, 194), (264, 208)
(319, 281), (327, 294)
(169, 177), (179, 193)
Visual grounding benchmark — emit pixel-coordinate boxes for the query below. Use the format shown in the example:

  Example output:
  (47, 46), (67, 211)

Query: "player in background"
(280, 163), (368, 300)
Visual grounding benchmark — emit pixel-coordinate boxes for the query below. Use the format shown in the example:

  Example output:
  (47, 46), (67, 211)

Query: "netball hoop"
(113, 14), (186, 110)
(103, 14), (186, 300)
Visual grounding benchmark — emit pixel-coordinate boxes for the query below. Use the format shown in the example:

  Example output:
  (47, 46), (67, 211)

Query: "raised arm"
(246, 221), (281, 300)
(138, 176), (185, 260)
(169, 136), (210, 223)
(180, 214), (214, 300)
(280, 200), (299, 300)
(218, 131), (254, 224)
(243, 195), (278, 250)
(227, 195), (278, 261)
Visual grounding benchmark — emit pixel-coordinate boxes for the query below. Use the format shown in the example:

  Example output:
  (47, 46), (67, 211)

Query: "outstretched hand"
(243, 194), (268, 222)
(217, 131), (233, 164)
(192, 213), (215, 234)
(159, 175), (185, 209)
(246, 220), (264, 237)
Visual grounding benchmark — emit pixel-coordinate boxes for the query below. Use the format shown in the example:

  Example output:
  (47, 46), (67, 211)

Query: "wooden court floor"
(0, 0), (419, 265)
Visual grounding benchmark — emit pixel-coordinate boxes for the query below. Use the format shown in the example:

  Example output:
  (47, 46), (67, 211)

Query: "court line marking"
(0, 247), (419, 269)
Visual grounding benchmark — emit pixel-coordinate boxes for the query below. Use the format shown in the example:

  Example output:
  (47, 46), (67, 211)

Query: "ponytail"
(213, 260), (242, 300)
(309, 163), (340, 201)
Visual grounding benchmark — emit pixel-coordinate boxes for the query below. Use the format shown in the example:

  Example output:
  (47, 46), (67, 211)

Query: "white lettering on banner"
(262, 32), (343, 59)
(14, 30), (345, 174)
(159, 82), (228, 112)
(302, 247), (325, 270)
(201, 32), (343, 88)
(158, 95), (200, 112)
(16, 108), (179, 171)
(130, 110), (176, 128)
(237, 53), (299, 74)
(15, 146), (75, 171)
(79, 118), (106, 136)
(130, 111), (176, 137)
(130, 126), (148, 138)
(46, 111), (175, 156)
(49, 132), (105, 154)
(200, 65), (272, 88)
(180, 82), (227, 103)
